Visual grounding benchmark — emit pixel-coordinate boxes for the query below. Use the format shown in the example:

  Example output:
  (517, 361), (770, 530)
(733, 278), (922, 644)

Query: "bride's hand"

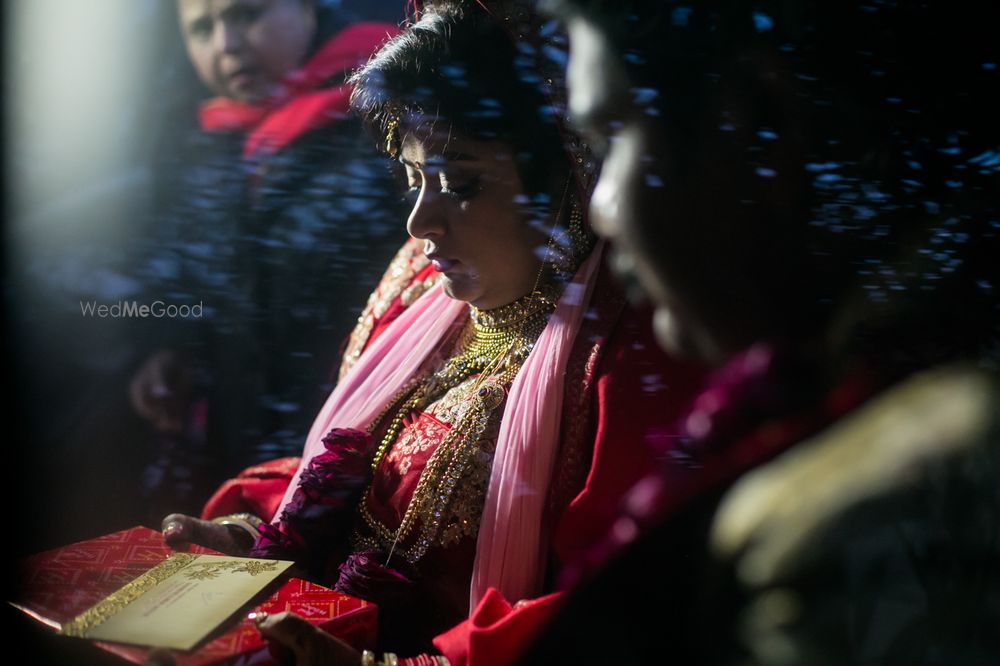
(161, 513), (253, 556)
(256, 612), (362, 666)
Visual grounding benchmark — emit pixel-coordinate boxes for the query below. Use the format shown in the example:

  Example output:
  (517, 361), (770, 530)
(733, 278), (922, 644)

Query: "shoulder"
(713, 364), (1000, 577)
(711, 364), (1000, 661)
(569, 256), (707, 399)
(338, 239), (438, 379)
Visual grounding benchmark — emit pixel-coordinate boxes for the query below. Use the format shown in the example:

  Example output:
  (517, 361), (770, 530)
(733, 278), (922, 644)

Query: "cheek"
(462, 200), (540, 280)
(256, 15), (310, 74)
(590, 163), (622, 240)
(466, 202), (531, 254)
(592, 129), (648, 249)
(187, 44), (221, 90)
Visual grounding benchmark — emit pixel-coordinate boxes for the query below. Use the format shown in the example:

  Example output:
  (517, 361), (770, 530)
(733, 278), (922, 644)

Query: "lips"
(426, 253), (460, 273)
(224, 66), (258, 90)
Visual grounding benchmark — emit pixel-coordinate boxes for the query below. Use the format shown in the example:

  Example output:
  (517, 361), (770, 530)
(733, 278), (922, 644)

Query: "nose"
(589, 165), (622, 240)
(214, 20), (243, 55)
(406, 186), (447, 240)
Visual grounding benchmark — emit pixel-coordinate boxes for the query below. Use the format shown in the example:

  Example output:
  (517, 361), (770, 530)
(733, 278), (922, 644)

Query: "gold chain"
(367, 292), (554, 472)
(357, 292), (556, 565)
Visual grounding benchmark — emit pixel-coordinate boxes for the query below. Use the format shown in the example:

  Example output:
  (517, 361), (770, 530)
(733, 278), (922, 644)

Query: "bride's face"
(401, 127), (548, 310)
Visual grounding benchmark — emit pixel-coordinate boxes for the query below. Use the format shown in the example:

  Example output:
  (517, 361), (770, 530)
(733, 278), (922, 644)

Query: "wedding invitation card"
(59, 554), (293, 651)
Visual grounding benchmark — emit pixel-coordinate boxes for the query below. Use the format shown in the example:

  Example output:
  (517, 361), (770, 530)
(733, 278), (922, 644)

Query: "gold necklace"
(357, 289), (557, 565)
(367, 288), (556, 471)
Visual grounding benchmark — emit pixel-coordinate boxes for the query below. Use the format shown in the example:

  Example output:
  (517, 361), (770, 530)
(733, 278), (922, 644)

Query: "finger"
(161, 513), (189, 539)
(145, 648), (176, 666)
(161, 514), (207, 549)
(258, 613), (361, 666)
(165, 514), (251, 555)
(257, 612), (316, 660)
(268, 640), (296, 666)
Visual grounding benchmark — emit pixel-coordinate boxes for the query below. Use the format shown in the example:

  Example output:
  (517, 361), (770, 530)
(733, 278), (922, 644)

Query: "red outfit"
(203, 241), (707, 661)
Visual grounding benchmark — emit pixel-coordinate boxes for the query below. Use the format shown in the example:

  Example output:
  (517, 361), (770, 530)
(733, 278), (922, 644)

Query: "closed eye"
(188, 17), (213, 39)
(404, 185), (421, 205)
(440, 176), (482, 200)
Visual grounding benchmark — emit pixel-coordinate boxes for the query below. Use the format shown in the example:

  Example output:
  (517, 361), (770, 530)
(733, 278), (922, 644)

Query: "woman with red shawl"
(130, 1), (408, 507)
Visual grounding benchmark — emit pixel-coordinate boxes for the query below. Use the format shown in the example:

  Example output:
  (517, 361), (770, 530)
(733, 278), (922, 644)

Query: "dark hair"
(349, 1), (572, 202)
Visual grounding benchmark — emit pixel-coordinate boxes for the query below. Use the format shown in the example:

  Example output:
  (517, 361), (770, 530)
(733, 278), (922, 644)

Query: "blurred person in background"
(519, 1), (1000, 663)
(126, 0), (408, 519)
(5, 0), (406, 553)
(6, 0), (217, 553)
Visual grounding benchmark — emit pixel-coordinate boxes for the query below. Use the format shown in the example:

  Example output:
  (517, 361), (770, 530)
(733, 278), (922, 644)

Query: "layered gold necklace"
(355, 285), (559, 565)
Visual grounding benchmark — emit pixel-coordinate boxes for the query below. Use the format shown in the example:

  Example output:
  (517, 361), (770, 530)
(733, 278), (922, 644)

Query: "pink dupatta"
(273, 242), (606, 613)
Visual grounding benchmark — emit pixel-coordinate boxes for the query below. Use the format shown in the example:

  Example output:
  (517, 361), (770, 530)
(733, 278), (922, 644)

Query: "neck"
(422, 287), (558, 393)
(470, 282), (561, 329)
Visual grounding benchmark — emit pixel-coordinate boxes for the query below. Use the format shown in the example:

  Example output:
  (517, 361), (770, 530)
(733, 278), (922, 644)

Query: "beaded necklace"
(356, 285), (559, 565)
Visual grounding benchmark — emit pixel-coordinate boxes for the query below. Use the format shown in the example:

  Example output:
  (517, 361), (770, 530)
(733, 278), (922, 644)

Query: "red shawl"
(198, 22), (398, 159)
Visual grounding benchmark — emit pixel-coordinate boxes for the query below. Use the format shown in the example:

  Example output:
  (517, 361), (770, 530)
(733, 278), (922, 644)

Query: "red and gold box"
(10, 526), (376, 665)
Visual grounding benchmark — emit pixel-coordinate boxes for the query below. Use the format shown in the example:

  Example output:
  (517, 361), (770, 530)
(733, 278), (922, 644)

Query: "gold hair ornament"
(385, 115), (400, 158)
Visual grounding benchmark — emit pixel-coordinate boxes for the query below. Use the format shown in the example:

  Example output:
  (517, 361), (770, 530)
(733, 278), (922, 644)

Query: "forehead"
(566, 16), (628, 124)
(177, 0), (263, 21)
(399, 123), (511, 167)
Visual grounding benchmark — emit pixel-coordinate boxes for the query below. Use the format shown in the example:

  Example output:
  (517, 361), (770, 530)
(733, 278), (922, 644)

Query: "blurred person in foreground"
(128, 0), (407, 515)
(519, 0), (1000, 663)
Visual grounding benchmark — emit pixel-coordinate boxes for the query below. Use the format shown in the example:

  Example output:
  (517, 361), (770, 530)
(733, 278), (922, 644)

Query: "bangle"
(211, 513), (264, 543)
(361, 650), (376, 666)
(398, 656), (448, 666)
(382, 653), (399, 666)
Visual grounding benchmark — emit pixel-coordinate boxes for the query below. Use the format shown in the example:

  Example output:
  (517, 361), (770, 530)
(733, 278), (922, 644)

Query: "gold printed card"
(59, 554), (293, 651)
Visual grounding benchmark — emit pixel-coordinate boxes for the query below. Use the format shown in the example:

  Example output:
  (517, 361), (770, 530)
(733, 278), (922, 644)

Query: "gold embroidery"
(401, 275), (440, 306)
(353, 375), (505, 563)
(386, 416), (444, 477)
(440, 421), (498, 548)
(59, 556), (282, 637)
(60, 554), (199, 636)
(181, 558), (281, 581)
(352, 278), (559, 567)
(340, 241), (431, 379)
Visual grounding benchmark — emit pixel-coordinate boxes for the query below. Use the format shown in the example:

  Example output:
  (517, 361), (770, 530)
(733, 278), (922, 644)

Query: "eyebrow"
(399, 152), (480, 168)
(186, 15), (211, 31)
